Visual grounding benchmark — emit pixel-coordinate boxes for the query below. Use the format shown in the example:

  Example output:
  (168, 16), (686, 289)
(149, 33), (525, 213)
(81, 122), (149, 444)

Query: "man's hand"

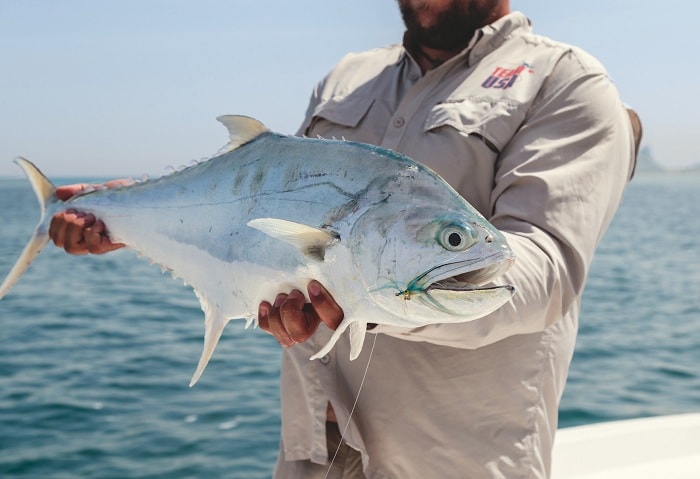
(49, 182), (127, 255)
(258, 280), (343, 347)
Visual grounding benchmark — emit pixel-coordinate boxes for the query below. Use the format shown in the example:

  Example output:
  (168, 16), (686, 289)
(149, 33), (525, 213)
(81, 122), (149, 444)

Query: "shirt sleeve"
(372, 49), (636, 349)
(296, 70), (330, 137)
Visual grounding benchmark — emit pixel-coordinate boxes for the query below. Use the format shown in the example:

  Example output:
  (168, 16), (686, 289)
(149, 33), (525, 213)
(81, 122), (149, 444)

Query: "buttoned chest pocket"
(423, 98), (523, 155)
(306, 95), (391, 145)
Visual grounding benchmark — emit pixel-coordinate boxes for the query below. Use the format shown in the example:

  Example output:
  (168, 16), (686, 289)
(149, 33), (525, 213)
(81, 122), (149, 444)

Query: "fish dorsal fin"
(216, 115), (270, 153)
(247, 218), (339, 261)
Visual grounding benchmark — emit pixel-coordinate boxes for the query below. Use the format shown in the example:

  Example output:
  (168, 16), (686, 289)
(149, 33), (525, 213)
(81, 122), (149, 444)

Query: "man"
(50, 1), (639, 477)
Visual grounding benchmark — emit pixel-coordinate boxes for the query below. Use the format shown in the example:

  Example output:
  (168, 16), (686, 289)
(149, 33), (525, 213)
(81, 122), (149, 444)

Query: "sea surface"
(0, 171), (698, 478)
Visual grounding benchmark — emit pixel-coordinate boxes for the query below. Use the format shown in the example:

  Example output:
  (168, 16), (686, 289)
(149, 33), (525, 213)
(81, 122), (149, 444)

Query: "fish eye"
(438, 223), (477, 252)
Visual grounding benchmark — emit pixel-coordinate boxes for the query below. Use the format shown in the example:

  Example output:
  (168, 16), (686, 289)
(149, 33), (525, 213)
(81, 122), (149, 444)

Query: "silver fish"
(0, 116), (515, 385)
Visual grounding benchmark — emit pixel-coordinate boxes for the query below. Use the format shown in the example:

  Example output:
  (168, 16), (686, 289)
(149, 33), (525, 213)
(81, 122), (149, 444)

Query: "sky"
(0, 0), (697, 178)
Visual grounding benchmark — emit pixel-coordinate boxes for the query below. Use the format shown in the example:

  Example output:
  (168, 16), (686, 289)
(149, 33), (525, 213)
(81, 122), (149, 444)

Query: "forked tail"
(0, 158), (56, 299)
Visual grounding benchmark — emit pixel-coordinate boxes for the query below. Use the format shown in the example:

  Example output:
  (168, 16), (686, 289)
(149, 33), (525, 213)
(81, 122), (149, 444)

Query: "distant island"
(635, 146), (700, 174)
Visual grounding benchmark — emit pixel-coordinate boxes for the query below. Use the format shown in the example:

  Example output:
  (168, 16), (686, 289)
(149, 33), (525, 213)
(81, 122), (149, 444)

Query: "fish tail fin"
(0, 158), (56, 299)
(189, 304), (229, 387)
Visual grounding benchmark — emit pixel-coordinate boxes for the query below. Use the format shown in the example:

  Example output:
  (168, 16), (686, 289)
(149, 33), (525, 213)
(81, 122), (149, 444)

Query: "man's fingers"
(258, 282), (343, 349)
(55, 184), (87, 201)
(50, 210), (124, 255)
(65, 213), (95, 254)
(258, 290), (323, 347)
(50, 180), (128, 255)
(282, 290), (321, 343)
(54, 180), (130, 202)
(49, 213), (67, 249)
(84, 220), (124, 254)
(50, 211), (94, 255)
(259, 294), (295, 347)
(308, 281), (343, 330)
(103, 179), (132, 189)
(257, 301), (271, 332)
(279, 290), (318, 345)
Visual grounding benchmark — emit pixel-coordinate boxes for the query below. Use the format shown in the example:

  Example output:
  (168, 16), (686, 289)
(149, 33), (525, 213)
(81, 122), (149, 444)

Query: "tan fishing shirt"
(275, 11), (635, 479)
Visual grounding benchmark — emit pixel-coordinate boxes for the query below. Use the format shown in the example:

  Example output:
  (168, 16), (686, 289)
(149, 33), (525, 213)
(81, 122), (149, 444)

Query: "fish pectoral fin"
(216, 115), (269, 153)
(247, 218), (339, 261)
(189, 298), (230, 387)
(309, 319), (366, 361)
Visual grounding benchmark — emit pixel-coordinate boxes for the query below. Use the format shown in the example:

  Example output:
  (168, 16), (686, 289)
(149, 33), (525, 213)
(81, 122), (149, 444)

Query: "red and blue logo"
(481, 63), (534, 89)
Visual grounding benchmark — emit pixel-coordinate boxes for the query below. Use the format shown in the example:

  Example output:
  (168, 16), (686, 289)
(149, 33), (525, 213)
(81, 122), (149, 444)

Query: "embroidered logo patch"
(481, 63), (534, 89)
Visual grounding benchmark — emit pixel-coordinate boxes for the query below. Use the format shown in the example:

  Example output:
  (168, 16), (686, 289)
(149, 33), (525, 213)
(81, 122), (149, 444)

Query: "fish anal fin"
(216, 115), (269, 153)
(348, 321), (367, 360)
(189, 295), (230, 387)
(247, 218), (339, 261)
(309, 319), (365, 361)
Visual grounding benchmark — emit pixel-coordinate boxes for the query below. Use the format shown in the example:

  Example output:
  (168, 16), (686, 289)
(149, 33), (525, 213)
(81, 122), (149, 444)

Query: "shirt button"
(393, 117), (405, 128)
(408, 72), (419, 81)
(319, 354), (330, 365)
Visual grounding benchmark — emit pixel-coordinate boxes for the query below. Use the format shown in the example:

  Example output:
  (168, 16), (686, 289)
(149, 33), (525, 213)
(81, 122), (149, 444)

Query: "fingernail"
(309, 281), (321, 297)
(289, 289), (305, 300)
(273, 294), (286, 308)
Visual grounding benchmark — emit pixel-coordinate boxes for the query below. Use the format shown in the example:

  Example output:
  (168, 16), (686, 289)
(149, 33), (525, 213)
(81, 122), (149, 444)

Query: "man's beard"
(399, 1), (494, 51)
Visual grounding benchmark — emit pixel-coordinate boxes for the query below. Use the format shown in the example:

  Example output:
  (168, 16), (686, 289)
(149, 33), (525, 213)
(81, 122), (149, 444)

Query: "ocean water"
(0, 171), (698, 478)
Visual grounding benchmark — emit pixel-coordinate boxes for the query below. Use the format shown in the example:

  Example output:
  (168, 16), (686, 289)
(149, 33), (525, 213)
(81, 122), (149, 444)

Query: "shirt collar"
(467, 11), (531, 65)
(400, 11), (531, 68)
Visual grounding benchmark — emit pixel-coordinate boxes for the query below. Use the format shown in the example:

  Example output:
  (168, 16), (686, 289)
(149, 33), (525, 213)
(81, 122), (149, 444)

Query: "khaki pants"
(273, 422), (365, 478)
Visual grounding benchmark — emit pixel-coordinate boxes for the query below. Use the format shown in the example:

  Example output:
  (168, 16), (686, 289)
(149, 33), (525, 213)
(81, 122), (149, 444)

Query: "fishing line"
(323, 331), (378, 479)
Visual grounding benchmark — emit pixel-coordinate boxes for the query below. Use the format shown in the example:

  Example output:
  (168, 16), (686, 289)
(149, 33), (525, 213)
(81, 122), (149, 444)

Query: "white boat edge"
(551, 412), (700, 479)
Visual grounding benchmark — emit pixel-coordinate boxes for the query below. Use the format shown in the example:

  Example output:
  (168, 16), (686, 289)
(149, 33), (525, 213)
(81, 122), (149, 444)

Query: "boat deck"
(552, 413), (700, 478)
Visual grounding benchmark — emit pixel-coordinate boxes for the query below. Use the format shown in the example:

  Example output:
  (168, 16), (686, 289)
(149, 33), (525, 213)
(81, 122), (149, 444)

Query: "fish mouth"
(425, 256), (514, 292)
(402, 252), (515, 317)
(408, 252), (514, 292)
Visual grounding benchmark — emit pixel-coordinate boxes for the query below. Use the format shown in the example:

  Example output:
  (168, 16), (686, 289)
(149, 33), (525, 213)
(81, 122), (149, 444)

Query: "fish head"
(348, 202), (515, 326)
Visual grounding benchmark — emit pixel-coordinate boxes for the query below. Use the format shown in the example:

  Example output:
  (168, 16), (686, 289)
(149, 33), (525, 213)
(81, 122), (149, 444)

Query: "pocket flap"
(424, 99), (518, 153)
(312, 95), (375, 128)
